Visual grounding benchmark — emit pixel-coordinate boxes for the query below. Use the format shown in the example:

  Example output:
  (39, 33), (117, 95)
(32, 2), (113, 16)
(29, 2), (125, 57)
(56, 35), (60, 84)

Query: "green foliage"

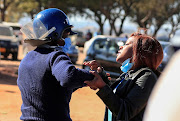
(130, 0), (180, 36)
(1, 0), (180, 37)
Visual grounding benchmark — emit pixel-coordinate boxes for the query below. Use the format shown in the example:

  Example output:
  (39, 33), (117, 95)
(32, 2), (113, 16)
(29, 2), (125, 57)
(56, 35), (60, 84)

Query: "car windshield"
(0, 27), (13, 36)
(11, 26), (21, 30)
(94, 39), (107, 52)
(164, 45), (174, 55)
(108, 40), (119, 55)
(161, 44), (168, 49)
(93, 38), (126, 56)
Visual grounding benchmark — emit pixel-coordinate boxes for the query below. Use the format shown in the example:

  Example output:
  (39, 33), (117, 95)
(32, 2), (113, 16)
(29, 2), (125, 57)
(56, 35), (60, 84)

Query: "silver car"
(83, 35), (128, 79)
(159, 41), (174, 71)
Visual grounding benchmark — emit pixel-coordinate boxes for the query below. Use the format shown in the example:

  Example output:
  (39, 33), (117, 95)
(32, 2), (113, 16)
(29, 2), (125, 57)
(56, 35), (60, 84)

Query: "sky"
(18, 15), (138, 35)
(69, 16), (138, 35)
(67, 17), (180, 38)
(19, 15), (180, 38)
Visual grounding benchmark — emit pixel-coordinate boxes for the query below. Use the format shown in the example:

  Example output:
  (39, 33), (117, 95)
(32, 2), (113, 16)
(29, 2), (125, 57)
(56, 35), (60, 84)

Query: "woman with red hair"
(83, 31), (163, 121)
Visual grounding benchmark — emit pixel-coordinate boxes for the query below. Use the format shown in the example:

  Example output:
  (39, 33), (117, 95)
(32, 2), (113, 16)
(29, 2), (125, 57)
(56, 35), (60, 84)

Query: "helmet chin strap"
(57, 38), (65, 46)
(47, 31), (65, 46)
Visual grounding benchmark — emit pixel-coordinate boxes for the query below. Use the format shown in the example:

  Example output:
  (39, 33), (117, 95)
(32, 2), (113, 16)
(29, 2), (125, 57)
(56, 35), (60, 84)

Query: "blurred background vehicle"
(22, 43), (79, 64)
(83, 35), (128, 80)
(0, 24), (19, 60)
(85, 29), (93, 41)
(66, 44), (79, 64)
(70, 31), (86, 47)
(158, 41), (174, 71)
(83, 35), (175, 80)
(2, 22), (23, 44)
(157, 36), (170, 42)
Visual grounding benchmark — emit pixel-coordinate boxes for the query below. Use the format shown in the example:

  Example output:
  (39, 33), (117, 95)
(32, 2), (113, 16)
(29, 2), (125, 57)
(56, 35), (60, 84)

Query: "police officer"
(17, 8), (94, 121)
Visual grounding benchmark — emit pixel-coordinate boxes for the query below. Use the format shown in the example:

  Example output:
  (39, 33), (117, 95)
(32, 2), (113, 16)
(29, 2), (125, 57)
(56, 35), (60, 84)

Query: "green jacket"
(97, 67), (157, 121)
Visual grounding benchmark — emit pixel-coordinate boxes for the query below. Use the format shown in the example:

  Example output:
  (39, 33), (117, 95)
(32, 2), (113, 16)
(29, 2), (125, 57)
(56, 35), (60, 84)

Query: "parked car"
(22, 43), (79, 64)
(2, 22), (23, 44)
(70, 31), (86, 47)
(0, 24), (19, 60)
(83, 35), (128, 79)
(157, 36), (170, 42)
(82, 36), (174, 79)
(66, 44), (79, 64)
(159, 41), (174, 71)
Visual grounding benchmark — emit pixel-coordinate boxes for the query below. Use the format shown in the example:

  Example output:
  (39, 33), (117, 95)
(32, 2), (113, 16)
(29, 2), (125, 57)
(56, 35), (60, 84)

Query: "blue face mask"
(57, 38), (71, 53)
(63, 37), (71, 52)
(120, 58), (134, 73)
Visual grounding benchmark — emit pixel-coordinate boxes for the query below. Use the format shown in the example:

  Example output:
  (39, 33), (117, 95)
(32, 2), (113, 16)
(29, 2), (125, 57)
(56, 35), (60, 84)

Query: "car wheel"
(12, 52), (18, 60)
(3, 53), (8, 59)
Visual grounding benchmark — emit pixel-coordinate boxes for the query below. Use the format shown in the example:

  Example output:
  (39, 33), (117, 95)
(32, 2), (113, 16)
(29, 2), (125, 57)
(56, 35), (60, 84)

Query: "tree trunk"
(1, 9), (5, 21)
(36, 0), (42, 12)
(153, 26), (161, 37)
(115, 16), (126, 36)
(94, 11), (105, 35)
(99, 24), (104, 35)
(109, 20), (115, 35)
(109, 26), (113, 35)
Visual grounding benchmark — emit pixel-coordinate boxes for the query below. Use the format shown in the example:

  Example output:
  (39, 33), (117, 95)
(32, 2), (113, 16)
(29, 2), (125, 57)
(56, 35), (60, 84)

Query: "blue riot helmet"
(33, 8), (76, 41)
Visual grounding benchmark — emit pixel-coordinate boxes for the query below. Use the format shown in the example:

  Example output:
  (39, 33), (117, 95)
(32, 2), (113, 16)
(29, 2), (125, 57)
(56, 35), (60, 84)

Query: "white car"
(83, 35), (128, 79)
(0, 24), (19, 60)
(159, 41), (174, 71)
(2, 22), (23, 43)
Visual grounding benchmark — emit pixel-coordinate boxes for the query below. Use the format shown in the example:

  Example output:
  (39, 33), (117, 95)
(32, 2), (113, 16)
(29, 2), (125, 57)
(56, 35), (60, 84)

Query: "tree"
(69, 0), (142, 36)
(69, 0), (108, 35)
(131, 0), (180, 37)
(168, 12), (180, 38)
(3, 0), (180, 38)
(110, 0), (140, 36)
(6, 0), (39, 21)
(0, 0), (16, 21)
(6, 0), (71, 22)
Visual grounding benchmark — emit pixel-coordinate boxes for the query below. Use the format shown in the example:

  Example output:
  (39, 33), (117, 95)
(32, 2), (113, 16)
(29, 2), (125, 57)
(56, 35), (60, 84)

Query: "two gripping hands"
(83, 60), (111, 90)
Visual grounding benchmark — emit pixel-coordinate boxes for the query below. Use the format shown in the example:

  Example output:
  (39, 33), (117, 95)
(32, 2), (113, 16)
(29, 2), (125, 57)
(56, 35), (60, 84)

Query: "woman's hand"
(83, 60), (102, 71)
(84, 69), (106, 90)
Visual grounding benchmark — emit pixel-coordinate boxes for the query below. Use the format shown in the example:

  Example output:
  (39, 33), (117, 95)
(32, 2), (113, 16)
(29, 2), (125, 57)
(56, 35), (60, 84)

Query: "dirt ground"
(0, 47), (105, 121)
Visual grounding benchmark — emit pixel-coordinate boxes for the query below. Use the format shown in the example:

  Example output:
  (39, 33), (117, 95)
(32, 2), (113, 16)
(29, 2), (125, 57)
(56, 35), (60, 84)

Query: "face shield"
(20, 19), (56, 46)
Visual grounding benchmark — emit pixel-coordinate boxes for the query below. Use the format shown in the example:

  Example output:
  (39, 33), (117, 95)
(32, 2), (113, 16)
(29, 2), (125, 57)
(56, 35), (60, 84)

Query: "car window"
(164, 45), (174, 55)
(94, 39), (107, 52)
(11, 26), (21, 30)
(161, 44), (167, 50)
(77, 32), (83, 37)
(108, 40), (119, 55)
(0, 27), (13, 36)
(159, 41), (170, 50)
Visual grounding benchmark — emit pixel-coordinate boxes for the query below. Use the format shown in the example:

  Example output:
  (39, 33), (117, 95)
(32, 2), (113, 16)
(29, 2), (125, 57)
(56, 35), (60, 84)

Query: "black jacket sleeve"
(96, 69), (157, 120)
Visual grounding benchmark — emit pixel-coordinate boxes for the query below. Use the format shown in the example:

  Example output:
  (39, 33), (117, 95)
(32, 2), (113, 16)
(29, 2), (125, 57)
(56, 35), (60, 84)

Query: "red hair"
(130, 32), (163, 71)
